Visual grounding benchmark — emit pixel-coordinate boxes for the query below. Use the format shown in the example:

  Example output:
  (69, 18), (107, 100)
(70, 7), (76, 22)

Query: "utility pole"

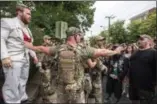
(90, 30), (92, 37)
(105, 15), (115, 43)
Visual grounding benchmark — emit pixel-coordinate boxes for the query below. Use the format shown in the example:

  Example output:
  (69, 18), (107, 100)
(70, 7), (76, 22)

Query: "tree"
(89, 36), (97, 47)
(109, 20), (128, 44)
(99, 30), (108, 38)
(0, 1), (95, 45)
(127, 20), (142, 43)
(139, 10), (157, 37)
(96, 9), (157, 44)
(0, 1), (16, 17)
(127, 9), (156, 43)
(0, 1), (96, 78)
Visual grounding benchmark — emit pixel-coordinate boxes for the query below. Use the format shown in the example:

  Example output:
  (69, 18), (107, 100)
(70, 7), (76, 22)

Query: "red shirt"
(23, 31), (32, 42)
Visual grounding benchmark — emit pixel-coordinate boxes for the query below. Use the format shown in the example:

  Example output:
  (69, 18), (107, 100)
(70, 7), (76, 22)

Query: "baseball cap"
(95, 36), (105, 41)
(138, 34), (152, 40)
(43, 35), (51, 40)
(66, 27), (81, 37)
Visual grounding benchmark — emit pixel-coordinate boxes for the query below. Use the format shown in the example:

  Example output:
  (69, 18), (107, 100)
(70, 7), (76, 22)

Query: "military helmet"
(95, 35), (105, 41)
(66, 27), (81, 37)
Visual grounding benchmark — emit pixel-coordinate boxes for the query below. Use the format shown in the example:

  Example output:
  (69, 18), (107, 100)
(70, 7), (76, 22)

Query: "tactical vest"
(56, 44), (84, 85)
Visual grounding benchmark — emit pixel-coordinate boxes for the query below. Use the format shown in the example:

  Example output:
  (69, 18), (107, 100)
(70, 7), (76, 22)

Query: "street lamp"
(105, 15), (115, 43)
(105, 15), (115, 31)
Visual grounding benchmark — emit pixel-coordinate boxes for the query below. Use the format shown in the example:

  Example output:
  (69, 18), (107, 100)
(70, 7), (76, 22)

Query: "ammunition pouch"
(65, 82), (81, 103)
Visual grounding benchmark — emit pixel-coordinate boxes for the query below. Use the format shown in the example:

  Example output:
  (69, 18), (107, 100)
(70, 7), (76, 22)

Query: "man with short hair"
(126, 35), (157, 104)
(90, 35), (108, 103)
(42, 35), (52, 46)
(37, 35), (57, 103)
(1, 1), (37, 103)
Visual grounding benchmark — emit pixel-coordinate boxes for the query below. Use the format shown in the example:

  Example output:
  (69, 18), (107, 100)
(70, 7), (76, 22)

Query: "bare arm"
(87, 58), (97, 68)
(93, 48), (120, 58)
(28, 43), (38, 58)
(24, 41), (51, 55)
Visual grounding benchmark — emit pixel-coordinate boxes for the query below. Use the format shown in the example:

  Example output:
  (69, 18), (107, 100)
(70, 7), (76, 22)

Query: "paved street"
(0, 71), (156, 104)
(102, 75), (131, 104)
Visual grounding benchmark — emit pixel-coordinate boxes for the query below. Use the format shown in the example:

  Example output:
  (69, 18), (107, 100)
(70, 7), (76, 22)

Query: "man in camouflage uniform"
(90, 35), (108, 103)
(24, 26), (123, 103)
(37, 35), (52, 62)
(78, 34), (93, 103)
(79, 34), (107, 103)
(37, 35), (57, 103)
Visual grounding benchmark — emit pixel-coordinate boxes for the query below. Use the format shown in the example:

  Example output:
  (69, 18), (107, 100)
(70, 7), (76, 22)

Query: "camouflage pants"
(40, 69), (57, 103)
(84, 73), (92, 103)
(42, 92), (57, 103)
(57, 84), (85, 103)
(91, 72), (103, 103)
(41, 81), (57, 103)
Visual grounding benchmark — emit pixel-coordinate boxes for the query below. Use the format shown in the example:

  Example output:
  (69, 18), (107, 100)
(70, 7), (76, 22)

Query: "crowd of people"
(0, 1), (156, 104)
(87, 35), (157, 104)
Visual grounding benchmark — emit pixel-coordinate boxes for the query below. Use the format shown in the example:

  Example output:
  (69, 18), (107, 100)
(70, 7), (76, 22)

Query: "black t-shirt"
(129, 48), (157, 91)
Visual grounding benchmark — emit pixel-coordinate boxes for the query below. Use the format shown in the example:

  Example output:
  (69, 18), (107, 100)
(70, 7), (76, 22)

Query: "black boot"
(21, 99), (33, 104)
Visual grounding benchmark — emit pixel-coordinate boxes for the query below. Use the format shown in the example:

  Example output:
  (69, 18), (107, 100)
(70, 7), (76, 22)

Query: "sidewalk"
(0, 70), (41, 103)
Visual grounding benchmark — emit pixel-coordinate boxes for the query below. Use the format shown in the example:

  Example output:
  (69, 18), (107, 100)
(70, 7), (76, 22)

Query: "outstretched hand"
(24, 41), (34, 50)
(115, 46), (124, 54)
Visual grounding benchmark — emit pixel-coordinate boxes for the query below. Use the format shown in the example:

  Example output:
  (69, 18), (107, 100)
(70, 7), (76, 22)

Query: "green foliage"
(89, 36), (97, 47)
(127, 20), (142, 43)
(94, 9), (157, 44)
(31, 1), (95, 36)
(99, 30), (108, 37)
(0, 1), (17, 17)
(0, 1), (95, 78)
(139, 10), (157, 37)
(109, 20), (128, 44)
(1, 1), (95, 45)
(127, 9), (156, 43)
